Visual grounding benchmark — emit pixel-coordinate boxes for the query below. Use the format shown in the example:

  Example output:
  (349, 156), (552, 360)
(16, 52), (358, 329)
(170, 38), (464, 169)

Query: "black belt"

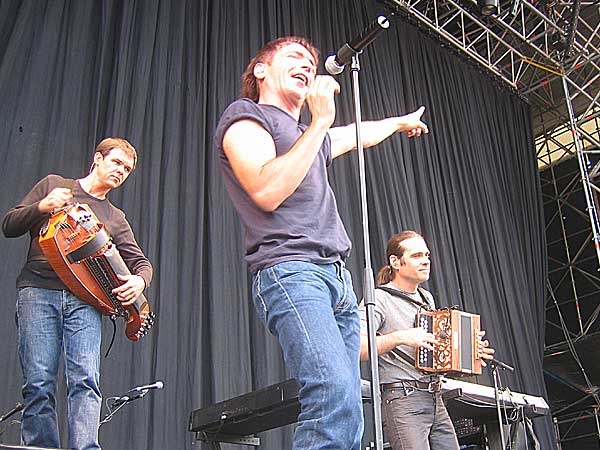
(382, 379), (441, 393)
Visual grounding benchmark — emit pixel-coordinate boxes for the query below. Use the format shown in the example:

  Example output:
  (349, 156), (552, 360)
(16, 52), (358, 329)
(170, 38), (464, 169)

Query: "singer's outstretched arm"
(329, 106), (429, 159)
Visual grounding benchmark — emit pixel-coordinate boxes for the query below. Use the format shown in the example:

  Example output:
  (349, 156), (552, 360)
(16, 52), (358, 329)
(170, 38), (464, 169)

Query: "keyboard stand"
(194, 431), (260, 449)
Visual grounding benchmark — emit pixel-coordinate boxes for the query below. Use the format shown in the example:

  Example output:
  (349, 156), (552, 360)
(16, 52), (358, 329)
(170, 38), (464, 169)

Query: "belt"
(382, 379), (441, 393)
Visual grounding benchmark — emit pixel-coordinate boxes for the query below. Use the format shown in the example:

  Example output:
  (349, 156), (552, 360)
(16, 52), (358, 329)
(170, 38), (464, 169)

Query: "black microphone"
(0, 402), (24, 423)
(128, 380), (164, 393)
(488, 358), (515, 372)
(111, 395), (131, 407)
(325, 15), (391, 75)
(111, 381), (164, 407)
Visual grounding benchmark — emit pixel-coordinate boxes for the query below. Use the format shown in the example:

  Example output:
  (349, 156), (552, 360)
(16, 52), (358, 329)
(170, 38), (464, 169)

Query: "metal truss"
(554, 408), (600, 447)
(385, 0), (600, 446)
(541, 150), (600, 448)
(385, 3), (595, 86)
(383, 0), (599, 159)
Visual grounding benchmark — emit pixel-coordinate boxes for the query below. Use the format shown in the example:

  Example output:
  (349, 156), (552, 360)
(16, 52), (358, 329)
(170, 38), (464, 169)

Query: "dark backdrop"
(0, 1), (554, 449)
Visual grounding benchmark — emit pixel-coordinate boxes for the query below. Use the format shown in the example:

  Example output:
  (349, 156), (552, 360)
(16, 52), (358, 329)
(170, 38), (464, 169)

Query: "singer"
(2, 139), (153, 450)
(215, 36), (428, 450)
(359, 231), (495, 450)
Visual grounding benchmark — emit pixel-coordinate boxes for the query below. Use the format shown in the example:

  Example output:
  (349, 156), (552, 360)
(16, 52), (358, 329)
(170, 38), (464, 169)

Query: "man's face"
(254, 42), (317, 103)
(391, 237), (431, 285)
(93, 148), (134, 189)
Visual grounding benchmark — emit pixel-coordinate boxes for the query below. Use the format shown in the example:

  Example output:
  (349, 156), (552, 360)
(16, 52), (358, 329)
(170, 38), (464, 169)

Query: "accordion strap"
(375, 285), (432, 311)
(375, 285), (431, 368)
(390, 347), (416, 367)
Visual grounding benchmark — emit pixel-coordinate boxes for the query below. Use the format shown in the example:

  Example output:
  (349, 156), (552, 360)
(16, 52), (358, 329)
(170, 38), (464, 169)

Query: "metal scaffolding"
(385, 0), (600, 446)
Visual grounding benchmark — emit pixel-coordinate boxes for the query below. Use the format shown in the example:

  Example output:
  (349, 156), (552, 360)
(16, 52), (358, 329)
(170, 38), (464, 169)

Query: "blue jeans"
(16, 287), (102, 450)
(253, 261), (363, 450)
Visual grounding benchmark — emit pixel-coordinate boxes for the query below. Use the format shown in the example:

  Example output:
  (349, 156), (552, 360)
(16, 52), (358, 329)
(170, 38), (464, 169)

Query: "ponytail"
(376, 265), (393, 285)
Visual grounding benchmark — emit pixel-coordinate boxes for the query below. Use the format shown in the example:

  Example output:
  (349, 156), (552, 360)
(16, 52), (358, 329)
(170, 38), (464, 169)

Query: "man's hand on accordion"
(477, 330), (495, 367)
(112, 274), (146, 306)
(397, 327), (439, 351)
(361, 327), (440, 361)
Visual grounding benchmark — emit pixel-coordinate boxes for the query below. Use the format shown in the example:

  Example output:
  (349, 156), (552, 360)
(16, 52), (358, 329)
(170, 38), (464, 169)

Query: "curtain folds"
(0, 1), (552, 448)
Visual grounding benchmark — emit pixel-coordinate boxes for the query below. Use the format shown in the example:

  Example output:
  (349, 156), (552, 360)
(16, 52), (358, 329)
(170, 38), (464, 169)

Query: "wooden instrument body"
(39, 203), (153, 341)
(415, 309), (482, 375)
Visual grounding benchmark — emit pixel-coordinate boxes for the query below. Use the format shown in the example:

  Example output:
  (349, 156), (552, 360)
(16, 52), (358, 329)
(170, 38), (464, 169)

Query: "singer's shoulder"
(217, 98), (291, 139)
(215, 99), (273, 149)
(218, 98), (270, 126)
(222, 98), (262, 115)
(222, 98), (291, 121)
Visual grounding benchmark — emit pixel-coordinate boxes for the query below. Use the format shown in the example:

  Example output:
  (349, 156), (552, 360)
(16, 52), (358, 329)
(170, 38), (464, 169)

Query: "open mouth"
(291, 73), (309, 87)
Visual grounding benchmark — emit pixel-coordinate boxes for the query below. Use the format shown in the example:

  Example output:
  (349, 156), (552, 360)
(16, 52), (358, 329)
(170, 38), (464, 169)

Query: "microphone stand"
(0, 402), (24, 442)
(0, 403), (23, 425)
(99, 389), (150, 426)
(350, 52), (384, 450)
(489, 358), (515, 450)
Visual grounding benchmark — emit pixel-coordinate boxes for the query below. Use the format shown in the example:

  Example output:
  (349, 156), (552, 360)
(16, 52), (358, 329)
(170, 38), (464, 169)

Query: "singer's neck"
(258, 93), (303, 121)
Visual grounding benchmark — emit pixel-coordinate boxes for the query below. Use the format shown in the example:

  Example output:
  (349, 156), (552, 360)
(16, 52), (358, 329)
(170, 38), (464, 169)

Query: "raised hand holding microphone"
(306, 75), (341, 129)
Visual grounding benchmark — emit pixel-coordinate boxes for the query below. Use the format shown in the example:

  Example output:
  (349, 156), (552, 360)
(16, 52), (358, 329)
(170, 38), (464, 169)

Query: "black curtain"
(0, 1), (553, 449)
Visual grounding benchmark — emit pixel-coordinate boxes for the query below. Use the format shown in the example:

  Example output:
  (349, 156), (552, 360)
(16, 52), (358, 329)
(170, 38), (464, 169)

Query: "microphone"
(0, 402), (24, 423)
(488, 358), (515, 372)
(111, 395), (131, 407)
(325, 15), (391, 75)
(129, 380), (164, 393)
(110, 381), (164, 407)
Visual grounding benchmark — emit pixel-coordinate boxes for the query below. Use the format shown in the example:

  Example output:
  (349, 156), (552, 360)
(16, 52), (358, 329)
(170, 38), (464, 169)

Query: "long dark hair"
(376, 231), (423, 285)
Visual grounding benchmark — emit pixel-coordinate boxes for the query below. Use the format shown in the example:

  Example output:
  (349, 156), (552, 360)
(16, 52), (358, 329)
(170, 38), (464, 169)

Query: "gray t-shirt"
(215, 98), (351, 272)
(359, 283), (437, 383)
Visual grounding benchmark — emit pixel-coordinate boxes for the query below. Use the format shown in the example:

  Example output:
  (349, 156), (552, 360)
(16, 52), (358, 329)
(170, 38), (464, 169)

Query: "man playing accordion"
(359, 231), (494, 450)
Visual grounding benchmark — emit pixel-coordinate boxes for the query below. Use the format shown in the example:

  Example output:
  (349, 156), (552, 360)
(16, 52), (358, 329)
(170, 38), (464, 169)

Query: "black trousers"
(381, 387), (460, 450)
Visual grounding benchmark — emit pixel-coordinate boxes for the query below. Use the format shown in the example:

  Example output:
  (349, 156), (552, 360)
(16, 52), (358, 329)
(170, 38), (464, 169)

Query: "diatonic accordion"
(415, 309), (482, 375)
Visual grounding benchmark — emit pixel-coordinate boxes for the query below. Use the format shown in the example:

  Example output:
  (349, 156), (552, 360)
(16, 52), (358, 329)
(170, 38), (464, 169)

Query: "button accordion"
(39, 203), (154, 341)
(416, 309), (482, 375)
